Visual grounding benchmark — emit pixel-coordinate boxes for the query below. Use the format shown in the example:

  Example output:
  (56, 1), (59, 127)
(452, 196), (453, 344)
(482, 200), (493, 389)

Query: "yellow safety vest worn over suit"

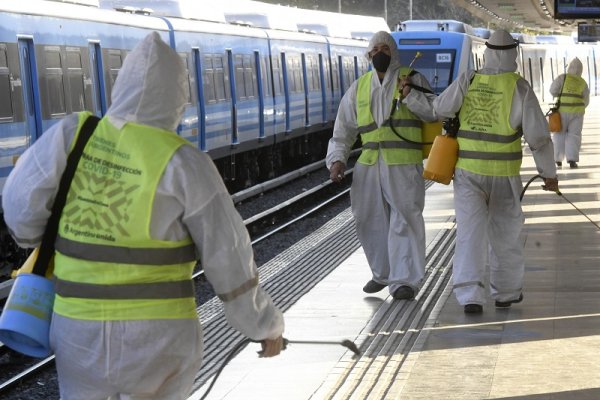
(456, 73), (522, 177)
(559, 74), (587, 114)
(53, 112), (197, 321)
(356, 68), (423, 165)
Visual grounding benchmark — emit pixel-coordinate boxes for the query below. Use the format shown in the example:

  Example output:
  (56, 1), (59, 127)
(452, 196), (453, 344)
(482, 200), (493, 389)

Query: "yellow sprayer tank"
(422, 134), (458, 185)
(422, 121), (442, 159)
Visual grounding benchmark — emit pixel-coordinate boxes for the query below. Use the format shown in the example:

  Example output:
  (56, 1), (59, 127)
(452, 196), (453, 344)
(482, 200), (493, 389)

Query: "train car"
(0, 0), (372, 205)
(393, 20), (600, 103)
(392, 20), (487, 95)
(0, 1), (171, 202)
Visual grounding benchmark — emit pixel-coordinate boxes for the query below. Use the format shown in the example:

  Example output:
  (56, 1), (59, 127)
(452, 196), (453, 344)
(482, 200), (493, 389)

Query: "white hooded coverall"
(2, 32), (284, 400)
(550, 57), (590, 163)
(432, 30), (557, 306)
(326, 31), (437, 295)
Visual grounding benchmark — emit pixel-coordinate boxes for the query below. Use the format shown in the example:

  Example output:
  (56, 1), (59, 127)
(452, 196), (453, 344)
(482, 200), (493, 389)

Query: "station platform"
(190, 97), (600, 400)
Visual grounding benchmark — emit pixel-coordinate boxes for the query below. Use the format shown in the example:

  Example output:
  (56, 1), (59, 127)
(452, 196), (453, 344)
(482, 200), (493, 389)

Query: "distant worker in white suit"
(549, 57), (590, 168)
(326, 31), (437, 301)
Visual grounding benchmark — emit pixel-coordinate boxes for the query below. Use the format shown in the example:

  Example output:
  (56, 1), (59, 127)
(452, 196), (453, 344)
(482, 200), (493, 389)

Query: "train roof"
(98, 0), (387, 40)
(398, 19), (476, 35)
(1, 0), (167, 30)
(99, 0), (227, 22)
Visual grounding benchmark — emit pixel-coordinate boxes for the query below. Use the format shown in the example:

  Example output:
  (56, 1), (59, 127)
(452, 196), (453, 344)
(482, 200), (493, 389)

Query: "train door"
(254, 51), (265, 139)
(88, 41), (106, 116)
(318, 53), (327, 123)
(226, 49), (238, 144)
(192, 48), (206, 151)
(337, 55), (345, 93)
(17, 37), (42, 143)
(280, 52), (290, 132)
(231, 51), (260, 144)
(301, 53), (309, 127)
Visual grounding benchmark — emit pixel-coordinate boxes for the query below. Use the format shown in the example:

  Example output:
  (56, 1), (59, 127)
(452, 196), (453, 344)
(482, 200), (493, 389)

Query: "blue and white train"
(393, 19), (600, 103)
(0, 0), (376, 203)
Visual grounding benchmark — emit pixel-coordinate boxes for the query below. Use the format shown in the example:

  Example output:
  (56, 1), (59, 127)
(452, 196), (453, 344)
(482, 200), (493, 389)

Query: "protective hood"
(567, 57), (583, 76)
(483, 29), (518, 72)
(106, 31), (187, 131)
(365, 31), (401, 72)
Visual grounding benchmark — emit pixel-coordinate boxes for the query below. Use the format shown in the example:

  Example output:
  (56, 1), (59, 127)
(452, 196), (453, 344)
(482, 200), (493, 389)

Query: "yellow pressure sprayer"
(422, 74), (478, 185)
(388, 52), (442, 159)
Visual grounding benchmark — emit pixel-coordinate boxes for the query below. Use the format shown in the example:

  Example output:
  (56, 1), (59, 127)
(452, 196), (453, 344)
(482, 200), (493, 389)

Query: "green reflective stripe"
(560, 101), (586, 107)
(55, 278), (194, 299)
(389, 118), (422, 129)
(561, 93), (584, 99)
(457, 130), (521, 143)
(357, 121), (379, 134)
(363, 141), (422, 150)
(459, 150), (522, 160)
(217, 275), (259, 302)
(56, 236), (196, 265)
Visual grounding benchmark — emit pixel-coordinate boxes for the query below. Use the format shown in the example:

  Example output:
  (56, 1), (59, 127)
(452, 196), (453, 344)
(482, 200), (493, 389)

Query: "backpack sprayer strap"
(32, 115), (100, 277)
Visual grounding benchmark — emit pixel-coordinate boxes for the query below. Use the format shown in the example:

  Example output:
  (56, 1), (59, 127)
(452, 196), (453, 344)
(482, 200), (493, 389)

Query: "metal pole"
(384, 0), (387, 24)
(338, 0), (341, 13)
(409, 0), (413, 20)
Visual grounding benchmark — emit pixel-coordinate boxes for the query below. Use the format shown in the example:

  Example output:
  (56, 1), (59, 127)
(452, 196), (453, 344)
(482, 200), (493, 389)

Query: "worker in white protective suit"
(2, 32), (284, 399)
(432, 29), (559, 314)
(549, 57), (590, 168)
(326, 31), (437, 301)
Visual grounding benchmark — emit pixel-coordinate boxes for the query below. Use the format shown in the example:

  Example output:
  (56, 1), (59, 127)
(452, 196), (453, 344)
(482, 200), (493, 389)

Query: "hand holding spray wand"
(396, 51), (422, 109)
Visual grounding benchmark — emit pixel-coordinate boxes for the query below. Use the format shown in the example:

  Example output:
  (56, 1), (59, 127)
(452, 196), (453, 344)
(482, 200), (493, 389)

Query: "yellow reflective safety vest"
(53, 112), (197, 321)
(456, 73), (522, 177)
(559, 74), (587, 113)
(356, 68), (423, 165)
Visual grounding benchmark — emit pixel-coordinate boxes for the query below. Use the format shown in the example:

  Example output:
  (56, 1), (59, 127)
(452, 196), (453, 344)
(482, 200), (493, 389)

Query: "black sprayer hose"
(521, 174), (600, 231)
(520, 174), (544, 201)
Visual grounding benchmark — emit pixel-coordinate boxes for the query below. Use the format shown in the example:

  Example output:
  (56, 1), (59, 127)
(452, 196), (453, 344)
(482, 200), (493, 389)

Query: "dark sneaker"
(363, 280), (386, 293)
(392, 285), (415, 300)
(464, 304), (483, 314)
(495, 293), (524, 308)
(556, 161), (562, 167)
(568, 161), (578, 168)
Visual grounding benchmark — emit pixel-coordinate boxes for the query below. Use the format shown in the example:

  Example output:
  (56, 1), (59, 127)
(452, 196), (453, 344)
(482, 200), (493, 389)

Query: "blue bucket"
(0, 273), (54, 358)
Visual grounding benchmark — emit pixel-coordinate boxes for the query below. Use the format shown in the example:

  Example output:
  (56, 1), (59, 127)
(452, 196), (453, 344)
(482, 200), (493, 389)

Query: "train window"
(306, 55), (320, 91)
(104, 49), (124, 109)
(262, 55), (272, 98)
(234, 54), (245, 99)
(343, 57), (353, 92)
(330, 58), (339, 91)
(285, 55), (303, 94)
(234, 54), (256, 101)
(202, 56), (217, 104)
(213, 55), (229, 102)
(271, 56), (283, 96)
(44, 48), (66, 117)
(179, 54), (192, 105)
(66, 51), (86, 112)
(244, 55), (257, 99)
(0, 46), (13, 121)
(323, 59), (331, 91)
